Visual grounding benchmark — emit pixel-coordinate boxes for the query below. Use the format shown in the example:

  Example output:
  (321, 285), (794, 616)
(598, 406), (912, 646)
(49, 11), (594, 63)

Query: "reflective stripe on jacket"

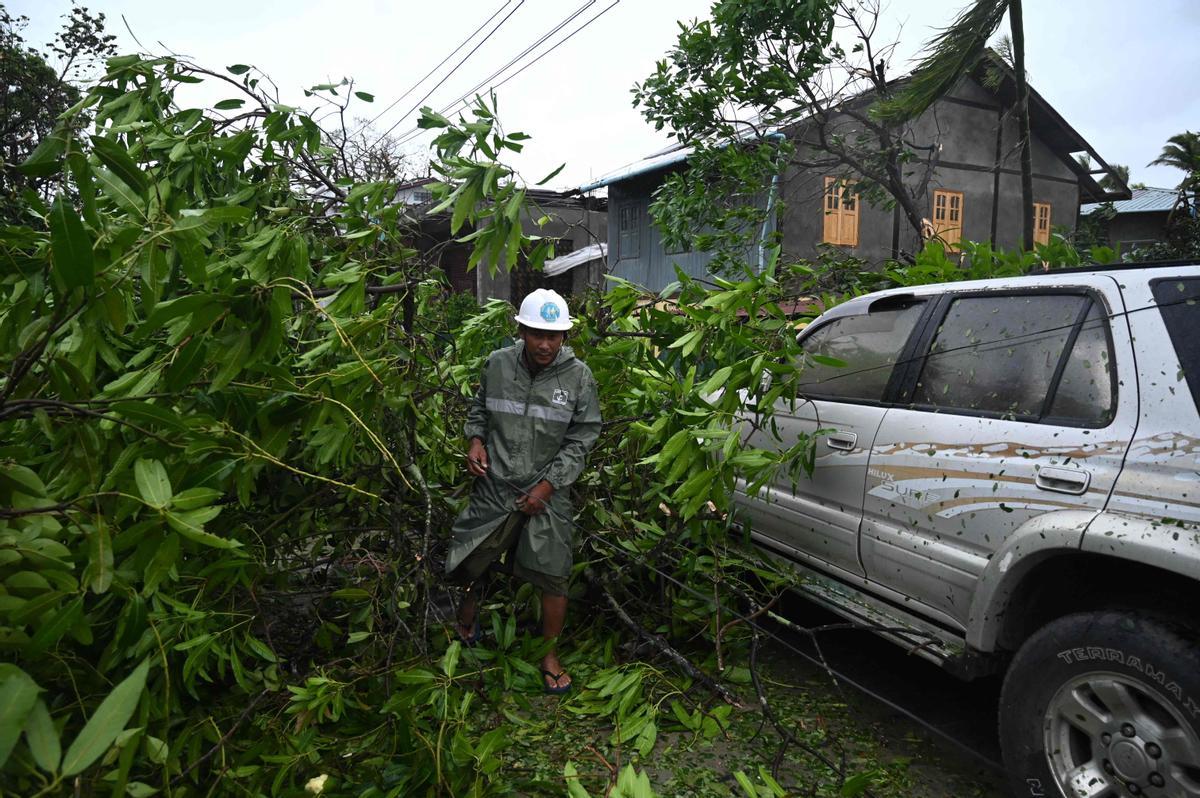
(446, 341), (602, 581)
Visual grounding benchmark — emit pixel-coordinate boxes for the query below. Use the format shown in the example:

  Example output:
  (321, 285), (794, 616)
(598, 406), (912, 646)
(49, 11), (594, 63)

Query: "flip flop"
(541, 669), (572, 695)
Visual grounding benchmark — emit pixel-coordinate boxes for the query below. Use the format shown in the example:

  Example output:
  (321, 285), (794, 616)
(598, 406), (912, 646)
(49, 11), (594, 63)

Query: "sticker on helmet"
(540, 302), (560, 322)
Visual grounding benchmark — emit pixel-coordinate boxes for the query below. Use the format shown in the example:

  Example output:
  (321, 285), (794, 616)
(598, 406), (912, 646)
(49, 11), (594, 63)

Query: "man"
(445, 288), (602, 694)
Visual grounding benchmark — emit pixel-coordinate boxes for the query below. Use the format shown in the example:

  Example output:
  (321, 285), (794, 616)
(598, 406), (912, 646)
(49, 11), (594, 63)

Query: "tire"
(999, 611), (1200, 798)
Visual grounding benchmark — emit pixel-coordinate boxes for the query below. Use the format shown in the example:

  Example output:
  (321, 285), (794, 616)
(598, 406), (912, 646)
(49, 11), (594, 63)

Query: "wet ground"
(764, 592), (1009, 796)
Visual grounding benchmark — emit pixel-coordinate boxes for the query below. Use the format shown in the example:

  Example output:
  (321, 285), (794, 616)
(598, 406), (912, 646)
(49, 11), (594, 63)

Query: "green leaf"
(354, 91), (374, 102)
(111, 400), (188, 433)
(169, 487), (222, 511)
(417, 107), (451, 129)
(839, 771), (878, 797)
(810, 354), (847, 368)
(733, 771), (757, 798)
(25, 596), (84, 658)
(134, 459), (172, 509)
(144, 734), (168, 764)
(48, 195), (95, 290)
(0, 463), (47, 497)
(0, 668), (39, 769)
(166, 508), (239, 549)
(105, 54), (140, 71)
(227, 64), (251, 75)
(214, 99), (245, 110)
(87, 521), (114, 594)
(90, 136), (148, 194)
(95, 166), (146, 215)
(138, 294), (217, 337)
(19, 131), (68, 177)
(442, 640), (461, 679)
(564, 762), (591, 798)
(143, 533), (179, 595)
(699, 365), (733, 396)
(60, 659), (150, 776)
(24, 699), (61, 773)
(536, 163), (566, 186)
(210, 331), (252, 391)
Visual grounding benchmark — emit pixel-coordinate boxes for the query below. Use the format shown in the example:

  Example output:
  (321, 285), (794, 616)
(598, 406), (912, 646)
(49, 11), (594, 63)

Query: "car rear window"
(1151, 277), (1200, 415)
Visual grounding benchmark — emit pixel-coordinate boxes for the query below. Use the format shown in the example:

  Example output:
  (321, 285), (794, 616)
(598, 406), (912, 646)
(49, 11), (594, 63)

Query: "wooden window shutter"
(822, 177), (839, 244)
(840, 186), (859, 247)
(822, 177), (859, 246)
(1033, 202), (1051, 245)
(932, 189), (963, 251)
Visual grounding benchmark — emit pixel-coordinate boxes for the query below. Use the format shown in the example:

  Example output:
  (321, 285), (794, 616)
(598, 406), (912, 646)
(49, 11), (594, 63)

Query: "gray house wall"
(781, 78), (1080, 264)
(603, 75), (1095, 293)
(1104, 212), (1172, 252)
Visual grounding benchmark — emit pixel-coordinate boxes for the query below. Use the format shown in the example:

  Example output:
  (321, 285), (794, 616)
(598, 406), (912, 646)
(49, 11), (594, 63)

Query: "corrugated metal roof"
(578, 131), (785, 193)
(577, 145), (694, 193)
(544, 243), (605, 277)
(1082, 187), (1181, 215)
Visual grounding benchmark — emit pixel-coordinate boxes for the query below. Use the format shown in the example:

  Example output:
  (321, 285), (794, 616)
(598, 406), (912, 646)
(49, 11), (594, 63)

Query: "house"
(403, 182), (607, 303)
(580, 55), (1129, 292)
(1080, 186), (1195, 255)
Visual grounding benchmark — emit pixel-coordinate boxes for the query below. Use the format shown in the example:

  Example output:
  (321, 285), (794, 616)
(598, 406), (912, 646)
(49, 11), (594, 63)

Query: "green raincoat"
(445, 341), (602, 584)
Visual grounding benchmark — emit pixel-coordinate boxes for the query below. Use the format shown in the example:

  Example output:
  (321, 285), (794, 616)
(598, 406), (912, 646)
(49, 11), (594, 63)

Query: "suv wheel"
(1000, 611), (1200, 798)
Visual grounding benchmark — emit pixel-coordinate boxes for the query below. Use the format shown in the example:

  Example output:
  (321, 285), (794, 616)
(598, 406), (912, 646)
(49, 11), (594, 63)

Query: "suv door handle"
(825, 432), (857, 452)
(1035, 467), (1091, 495)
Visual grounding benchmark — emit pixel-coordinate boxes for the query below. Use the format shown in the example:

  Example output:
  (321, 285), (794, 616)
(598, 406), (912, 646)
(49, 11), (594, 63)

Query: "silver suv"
(734, 264), (1200, 797)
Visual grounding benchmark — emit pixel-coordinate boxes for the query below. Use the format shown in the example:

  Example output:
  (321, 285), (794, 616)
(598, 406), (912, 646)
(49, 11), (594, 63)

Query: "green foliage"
(631, 0), (837, 267)
(633, 0), (837, 141)
(0, 49), (545, 796)
(420, 94), (557, 276)
(1128, 215), (1200, 263)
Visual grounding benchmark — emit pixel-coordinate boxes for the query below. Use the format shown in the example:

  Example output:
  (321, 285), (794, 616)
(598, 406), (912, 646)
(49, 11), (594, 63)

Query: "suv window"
(1152, 277), (1200, 414)
(797, 301), (926, 402)
(913, 293), (1113, 424)
(1046, 303), (1114, 425)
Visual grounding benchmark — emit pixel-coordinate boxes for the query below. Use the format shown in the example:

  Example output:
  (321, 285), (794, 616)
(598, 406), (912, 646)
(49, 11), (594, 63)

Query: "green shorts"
(446, 512), (569, 596)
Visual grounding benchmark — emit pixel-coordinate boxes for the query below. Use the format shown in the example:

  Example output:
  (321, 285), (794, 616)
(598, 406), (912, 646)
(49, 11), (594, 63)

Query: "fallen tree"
(0, 44), (1074, 797)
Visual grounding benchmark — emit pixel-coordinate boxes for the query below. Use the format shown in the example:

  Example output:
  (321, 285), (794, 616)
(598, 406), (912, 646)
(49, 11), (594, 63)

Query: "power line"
(368, 0), (527, 151)
(396, 0), (619, 148)
(356, 1), (515, 136)
(391, 0), (622, 150)
(430, 1), (595, 120)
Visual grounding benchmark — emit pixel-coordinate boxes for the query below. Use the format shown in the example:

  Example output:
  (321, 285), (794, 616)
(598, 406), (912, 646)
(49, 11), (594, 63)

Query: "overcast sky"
(13, 0), (1199, 191)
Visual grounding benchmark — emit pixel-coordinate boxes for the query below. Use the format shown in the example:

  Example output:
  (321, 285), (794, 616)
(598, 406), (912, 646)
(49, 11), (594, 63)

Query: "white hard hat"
(514, 288), (572, 331)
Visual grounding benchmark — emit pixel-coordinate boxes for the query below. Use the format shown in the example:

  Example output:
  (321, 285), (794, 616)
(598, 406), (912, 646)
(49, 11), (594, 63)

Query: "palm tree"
(1149, 132), (1200, 204)
(1101, 163), (1130, 192)
(873, 0), (1037, 249)
(1079, 155), (1131, 193)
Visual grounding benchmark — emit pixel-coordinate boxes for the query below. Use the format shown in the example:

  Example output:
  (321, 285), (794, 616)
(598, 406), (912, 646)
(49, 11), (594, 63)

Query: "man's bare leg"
(541, 592), (570, 689)
(456, 583), (480, 641)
